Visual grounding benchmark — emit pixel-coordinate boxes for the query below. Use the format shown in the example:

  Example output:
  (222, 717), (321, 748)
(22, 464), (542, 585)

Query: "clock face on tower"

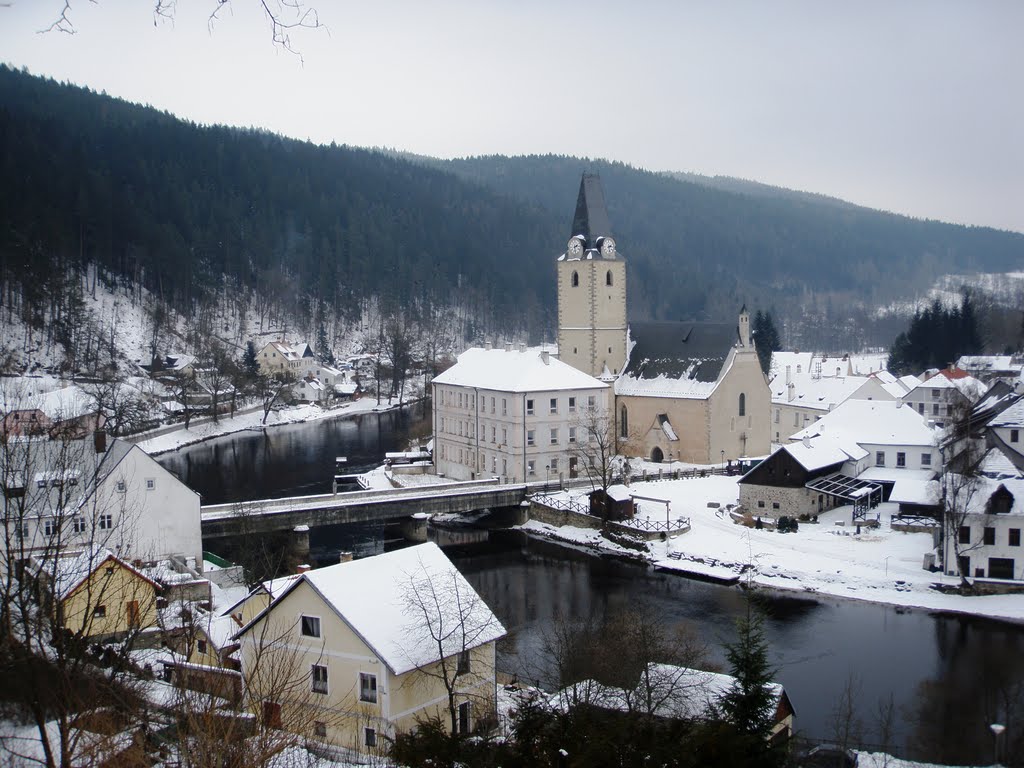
(567, 238), (583, 257)
(601, 237), (616, 258)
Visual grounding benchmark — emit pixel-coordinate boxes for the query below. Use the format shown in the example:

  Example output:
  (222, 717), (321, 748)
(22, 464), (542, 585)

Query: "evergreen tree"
(752, 310), (781, 375)
(242, 341), (260, 379)
(720, 602), (781, 763)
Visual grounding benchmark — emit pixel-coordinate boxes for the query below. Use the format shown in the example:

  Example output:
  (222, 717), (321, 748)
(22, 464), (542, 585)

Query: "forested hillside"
(2, 64), (1023, 370)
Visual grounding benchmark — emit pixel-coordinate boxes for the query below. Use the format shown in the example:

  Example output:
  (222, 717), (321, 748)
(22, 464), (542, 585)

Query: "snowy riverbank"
(519, 474), (1024, 625)
(134, 397), (417, 456)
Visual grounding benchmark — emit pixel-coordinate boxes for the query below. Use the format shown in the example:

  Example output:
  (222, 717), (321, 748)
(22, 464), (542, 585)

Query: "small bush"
(777, 516), (799, 533)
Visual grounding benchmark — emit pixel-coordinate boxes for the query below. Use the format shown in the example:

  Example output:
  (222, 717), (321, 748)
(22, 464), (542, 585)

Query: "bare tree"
(81, 377), (152, 437)
(399, 558), (505, 735)
(569, 402), (622, 495)
(256, 371), (294, 426)
(383, 314), (413, 405)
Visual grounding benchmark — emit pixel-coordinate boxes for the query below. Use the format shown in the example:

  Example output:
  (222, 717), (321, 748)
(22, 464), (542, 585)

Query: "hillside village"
(2, 174), (1024, 767)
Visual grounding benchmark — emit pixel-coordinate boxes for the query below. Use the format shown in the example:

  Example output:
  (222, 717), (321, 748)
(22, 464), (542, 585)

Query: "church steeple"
(571, 173), (614, 251)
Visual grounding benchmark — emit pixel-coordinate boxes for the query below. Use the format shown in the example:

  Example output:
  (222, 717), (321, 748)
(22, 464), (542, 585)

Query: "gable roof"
(432, 347), (607, 393)
(616, 322), (739, 400)
(570, 173), (614, 251)
(44, 548), (158, 601)
(991, 398), (1024, 430)
(236, 543), (506, 676)
(790, 399), (939, 448)
(770, 372), (867, 412)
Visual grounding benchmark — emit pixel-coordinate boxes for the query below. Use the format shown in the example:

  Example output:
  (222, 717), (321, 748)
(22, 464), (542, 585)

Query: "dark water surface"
(161, 411), (1023, 763)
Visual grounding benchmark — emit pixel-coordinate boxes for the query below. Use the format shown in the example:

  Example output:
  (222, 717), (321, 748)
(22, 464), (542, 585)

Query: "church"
(556, 173), (771, 465)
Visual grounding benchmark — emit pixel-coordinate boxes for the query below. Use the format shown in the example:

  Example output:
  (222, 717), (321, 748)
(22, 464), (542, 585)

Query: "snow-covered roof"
(770, 351), (852, 379)
(790, 399), (939, 449)
(658, 414), (679, 442)
(897, 374), (921, 391)
(858, 467), (937, 484)
(35, 385), (94, 421)
(849, 353), (889, 376)
(979, 448), (1023, 480)
(432, 348), (607, 393)
(915, 369), (986, 402)
(605, 484), (632, 502)
(239, 543), (505, 676)
(956, 355), (1017, 373)
(769, 372), (867, 412)
(553, 662), (787, 723)
(782, 440), (852, 472)
(888, 476), (939, 506)
(991, 399), (1024, 430)
(201, 611), (240, 651)
(42, 549), (157, 601)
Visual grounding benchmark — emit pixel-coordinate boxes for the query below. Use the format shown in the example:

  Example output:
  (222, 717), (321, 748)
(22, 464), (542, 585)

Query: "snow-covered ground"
(135, 397), (407, 455)
(521, 475), (1024, 623)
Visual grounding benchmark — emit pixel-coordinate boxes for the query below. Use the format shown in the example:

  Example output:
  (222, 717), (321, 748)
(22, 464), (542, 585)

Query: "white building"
(432, 346), (609, 483)
(988, 398), (1024, 468)
(903, 369), (984, 428)
(256, 341), (317, 378)
(768, 366), (870, 443)
(943, 448), (1024, 581)
(2, 433), (202, 569)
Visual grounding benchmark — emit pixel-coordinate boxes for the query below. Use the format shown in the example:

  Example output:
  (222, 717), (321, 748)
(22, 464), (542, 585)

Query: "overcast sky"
(2, 0), (1022, 233)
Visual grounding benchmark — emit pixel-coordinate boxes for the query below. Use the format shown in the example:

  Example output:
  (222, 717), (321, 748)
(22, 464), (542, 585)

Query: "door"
(262, 701), (282, 729)
(569, 457), (578, 479)
(458, 701), (471, 734)
(126, 600), (140, 627)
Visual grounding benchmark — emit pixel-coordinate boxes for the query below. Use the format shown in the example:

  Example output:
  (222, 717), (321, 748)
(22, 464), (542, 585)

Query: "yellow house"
(233, 542), (506, 755)
(41, 549), (159, 639)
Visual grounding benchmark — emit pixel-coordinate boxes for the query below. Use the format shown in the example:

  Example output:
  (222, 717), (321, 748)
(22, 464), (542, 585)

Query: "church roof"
(570, 173), (614, 251)
(616, 321), (739, 399)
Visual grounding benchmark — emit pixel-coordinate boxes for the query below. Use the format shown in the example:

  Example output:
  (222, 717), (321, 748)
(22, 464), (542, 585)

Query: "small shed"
(589, 484), (634, 521)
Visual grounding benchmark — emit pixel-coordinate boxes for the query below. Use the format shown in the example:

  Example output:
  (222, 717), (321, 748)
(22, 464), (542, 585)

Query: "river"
(158, 410), (1022, 764)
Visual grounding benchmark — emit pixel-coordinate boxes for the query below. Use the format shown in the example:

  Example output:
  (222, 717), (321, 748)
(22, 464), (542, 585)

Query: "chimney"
(541, 350), (550, 365)
(338, 551), (354, 564)
(296, 564), (312, 574)
(802, 435), (810, 449)
(94, 429), (107, 455)
(485, 341), (492, 350)
(785, 365), (792, 385)
(787, 382), (795, 402)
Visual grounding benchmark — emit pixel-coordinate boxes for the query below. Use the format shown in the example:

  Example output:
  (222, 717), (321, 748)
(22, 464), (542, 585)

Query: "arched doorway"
(650, 446), (664, 463)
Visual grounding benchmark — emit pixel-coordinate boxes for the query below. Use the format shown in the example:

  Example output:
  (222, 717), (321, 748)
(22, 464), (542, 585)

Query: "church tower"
(557, 174), (628, 379)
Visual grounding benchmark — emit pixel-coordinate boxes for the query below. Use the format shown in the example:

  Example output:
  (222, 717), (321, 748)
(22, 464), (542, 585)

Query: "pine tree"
(242, 341), (260, 378)
(720, 602), (779, 752)
(752, 310), (781, 375)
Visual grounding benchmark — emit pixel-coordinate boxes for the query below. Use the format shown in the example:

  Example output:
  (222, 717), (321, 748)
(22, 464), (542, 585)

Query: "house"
(904, 368), (985, 428)
(233, 542), (506, 753)
(740, 399), (941, 519)
(1, 384), (105, 439)
(1, 432), (203, 569)
(33, 548), (159, 639)
(553, 662), (795, 744)
(768, 366), (870, 443)
(188, 610), (242, 670)
(256, 341), (317, 378)
(942, 448), (1024, 581)
(431, 346), (609, 482)
(770, 351), (854, 380)
(955, 355), (1022, 385)
(557, 174), (770, 464)
(987, 398), (1024, 470)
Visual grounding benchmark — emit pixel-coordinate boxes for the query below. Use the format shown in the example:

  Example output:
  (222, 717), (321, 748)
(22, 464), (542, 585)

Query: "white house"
(432, 346), (609, 483)
(988, 399), (1024, 468)
(256, 341), (317, 378)
(904, 368), (985, 428)
(1, 432), (203, 569)
(768, 366), (869, 443)
(942, 448), (1024, 581)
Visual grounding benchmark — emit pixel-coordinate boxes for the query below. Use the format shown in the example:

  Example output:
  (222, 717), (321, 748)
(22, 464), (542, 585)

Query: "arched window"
(571, 271), (579, 287)
(606, 270), (613, 286)
(620, 405), (628, 438)
(738, 393), (746, 417)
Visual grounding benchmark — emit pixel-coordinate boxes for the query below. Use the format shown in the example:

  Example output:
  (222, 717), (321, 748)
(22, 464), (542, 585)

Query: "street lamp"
(990, 722), (1005, 765)
(721, 450), (725, 473)
(884, 555), (892, 577)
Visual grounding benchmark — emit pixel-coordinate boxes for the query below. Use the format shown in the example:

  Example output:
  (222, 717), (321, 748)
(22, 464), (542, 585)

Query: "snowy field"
(522, 475), (1024, 623)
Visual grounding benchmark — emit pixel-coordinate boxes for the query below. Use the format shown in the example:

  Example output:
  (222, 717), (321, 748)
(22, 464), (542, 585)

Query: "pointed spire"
(570, 173), (613, 249)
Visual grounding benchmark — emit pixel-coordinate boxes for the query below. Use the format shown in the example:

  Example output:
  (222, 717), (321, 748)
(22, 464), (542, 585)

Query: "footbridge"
(200, 478), (529, 540)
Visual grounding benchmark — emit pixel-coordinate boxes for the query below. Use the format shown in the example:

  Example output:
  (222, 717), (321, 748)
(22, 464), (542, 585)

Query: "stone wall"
(739, 484), (818, 519)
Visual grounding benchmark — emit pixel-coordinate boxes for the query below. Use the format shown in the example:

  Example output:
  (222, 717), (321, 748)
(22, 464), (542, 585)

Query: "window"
(772, 502), (780, 510)
(757, 500), (766, 508)
(918, 403), (925, 415)
(568, 397), (576, 413)
(527, 430), (535, 447)
(931, 389), (940, 399)
(959, 526), (971, 545)
(588, 395), (596, 409)
(365, 728), (377, 748)
(896, 452), (906, 468)
(1010, 529), (1021, 547)
(876, 452), (885, 467)
(115, 480), (126, 493)
(568, 427), (577, 443)
(549, 398), (558, 414)
(93, 605), (107, 618)
(359, 673), (377, 703)
(571, 271), (579, 287)
(459, 701), (472, 734)
(37, 478), (47, 489)
(197, 639), (208, 655)
(490, 397), (495, 414)
(738, 393), (746, 417)
(526, 399), (534, 415)
(605, 270), (613, 287)
(932, 403), (940, 416)
(491, 456), (497, 473)
(98, 514), (113, 530)
(457, 650), (471, 675)
(502, 428), (507, 445)
(145, 478), (155, 491)
(921, 453), (932, 467)
(620, 405), (628, 439)
(301, 615), (321, 638)
(311, 664), (328, 694)
(550, 428), (558, 445)
(72, 516), (86, 534)
(550, 458), (559, 472)
(527, 460), (536, 475)
(314, 721), (327, 739)
(774, 409), (779, 424)
(1012, 429), (1020, 444)
(44, 519), (57, 536)
(794, 413), (799, 427)
(984, 527), (996, 546)
(490, 426), (495, 443)
(502, 398), (507, 416)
